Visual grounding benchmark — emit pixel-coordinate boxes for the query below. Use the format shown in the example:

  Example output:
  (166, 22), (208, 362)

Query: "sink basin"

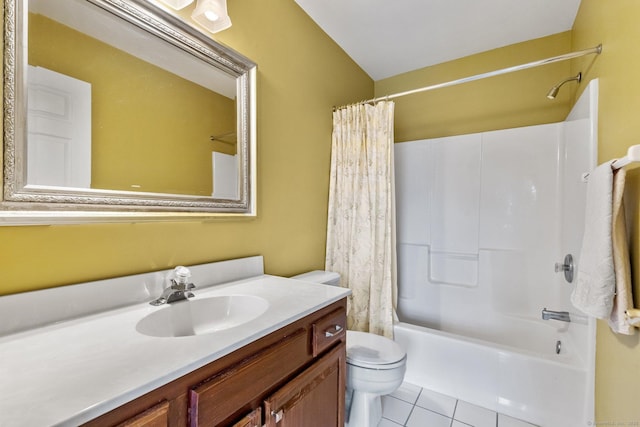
(136, 295), (269, 337)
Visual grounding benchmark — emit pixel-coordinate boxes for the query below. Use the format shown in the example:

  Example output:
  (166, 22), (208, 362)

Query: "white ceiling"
(294, 0), (582, 81)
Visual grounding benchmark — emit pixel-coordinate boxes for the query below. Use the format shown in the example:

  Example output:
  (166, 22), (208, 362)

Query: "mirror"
(2, 0), (256, 223)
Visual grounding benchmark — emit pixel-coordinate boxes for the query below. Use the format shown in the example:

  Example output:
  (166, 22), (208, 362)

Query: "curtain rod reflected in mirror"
(1, 0), (257, 225)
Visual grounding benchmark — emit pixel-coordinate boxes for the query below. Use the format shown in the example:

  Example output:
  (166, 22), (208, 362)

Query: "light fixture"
(191, 0), (232, 34)
(546, 72), (582, 100)
(158, 0), (194, 10)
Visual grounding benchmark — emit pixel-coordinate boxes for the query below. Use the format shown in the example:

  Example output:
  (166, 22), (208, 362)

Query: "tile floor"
(378, 382), (538, 427)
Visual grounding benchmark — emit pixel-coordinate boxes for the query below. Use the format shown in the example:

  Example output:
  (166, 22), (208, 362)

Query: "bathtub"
(393, 322), (595, 427)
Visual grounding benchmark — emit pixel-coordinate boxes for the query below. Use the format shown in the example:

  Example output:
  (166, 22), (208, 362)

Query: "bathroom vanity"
(0, 257), (350, 426)
(87, 300), (347, 426)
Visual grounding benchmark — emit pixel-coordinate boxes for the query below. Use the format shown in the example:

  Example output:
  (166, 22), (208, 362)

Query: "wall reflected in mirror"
(27, 0), (239, 198)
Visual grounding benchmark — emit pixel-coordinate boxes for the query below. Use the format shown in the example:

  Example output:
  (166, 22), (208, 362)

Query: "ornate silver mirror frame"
(1, 0), (256, 225)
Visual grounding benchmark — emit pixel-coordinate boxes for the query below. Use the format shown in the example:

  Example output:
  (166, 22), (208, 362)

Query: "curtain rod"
(334, 44), (602, 111)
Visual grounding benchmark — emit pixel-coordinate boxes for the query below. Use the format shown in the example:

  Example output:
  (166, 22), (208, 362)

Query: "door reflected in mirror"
(27, 65), (92, 188)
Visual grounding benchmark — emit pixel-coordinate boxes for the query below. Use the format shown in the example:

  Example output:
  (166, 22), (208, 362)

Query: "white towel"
(571, 161), (616, 319)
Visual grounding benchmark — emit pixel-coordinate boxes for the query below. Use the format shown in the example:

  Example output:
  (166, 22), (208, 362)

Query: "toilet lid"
(346, 330), (406, 370)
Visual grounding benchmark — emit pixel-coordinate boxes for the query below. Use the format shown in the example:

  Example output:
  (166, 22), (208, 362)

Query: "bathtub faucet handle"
(554, 262), (569, 272)
(554, 254), (574, 283)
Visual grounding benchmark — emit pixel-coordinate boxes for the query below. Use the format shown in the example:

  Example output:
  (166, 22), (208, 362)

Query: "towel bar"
(612, 144), (640, 170)
(583, 144), (640, 182)
(626, 309), (640, 318)
(625, 309), (640, 327)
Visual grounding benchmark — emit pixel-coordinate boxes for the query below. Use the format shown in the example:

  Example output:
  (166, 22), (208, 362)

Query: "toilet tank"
(292, 270), (340, 286)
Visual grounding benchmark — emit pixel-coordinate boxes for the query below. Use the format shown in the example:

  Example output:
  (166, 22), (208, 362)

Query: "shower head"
(546, 72), (582, 99)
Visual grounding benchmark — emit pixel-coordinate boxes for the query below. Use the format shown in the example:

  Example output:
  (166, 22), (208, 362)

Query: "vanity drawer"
(189, 328), (310, 426)
(312, 308), (346, 357)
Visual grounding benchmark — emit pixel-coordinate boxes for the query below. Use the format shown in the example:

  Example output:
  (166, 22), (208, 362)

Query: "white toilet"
(292, 271), (407, 427)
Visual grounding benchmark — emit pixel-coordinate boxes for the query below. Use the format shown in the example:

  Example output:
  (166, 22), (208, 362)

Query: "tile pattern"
(379, 383), (538, 427)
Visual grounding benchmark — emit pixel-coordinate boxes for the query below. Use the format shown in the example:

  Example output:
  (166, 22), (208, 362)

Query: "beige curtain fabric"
(325, 101), (397, 338)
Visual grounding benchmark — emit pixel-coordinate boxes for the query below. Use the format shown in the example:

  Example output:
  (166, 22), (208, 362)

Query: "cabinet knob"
(324, 324), (343, 337)
(271, 409), (283, 423)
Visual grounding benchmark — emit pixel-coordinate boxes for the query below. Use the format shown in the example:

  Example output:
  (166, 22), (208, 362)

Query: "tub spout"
(542, 308), (571, 322)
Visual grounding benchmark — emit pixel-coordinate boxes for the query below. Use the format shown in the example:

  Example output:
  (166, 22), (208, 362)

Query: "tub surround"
(393, 81), (598, 426)
(0, 256), (350, 425)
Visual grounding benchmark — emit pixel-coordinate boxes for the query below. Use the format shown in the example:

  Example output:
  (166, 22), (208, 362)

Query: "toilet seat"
(346, 330), (406, 370)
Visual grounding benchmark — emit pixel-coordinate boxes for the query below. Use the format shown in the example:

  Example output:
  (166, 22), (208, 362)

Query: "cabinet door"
(232, 408), (261, 427)
(118, 401), (170, 427)
(190, 329), (310, 426)
(264, 344), (345, 427)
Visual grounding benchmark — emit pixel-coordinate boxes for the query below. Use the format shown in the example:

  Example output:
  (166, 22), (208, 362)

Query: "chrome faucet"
(150, 266), (196, 306)
(541, 308), (571, 322)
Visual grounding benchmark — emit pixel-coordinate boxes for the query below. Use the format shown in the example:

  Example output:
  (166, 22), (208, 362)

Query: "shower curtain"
(325, 101), (397, 338)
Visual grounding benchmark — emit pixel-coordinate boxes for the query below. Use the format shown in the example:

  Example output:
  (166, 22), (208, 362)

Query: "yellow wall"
(572, 0), (640, 423)
(8, 1), (640, 421)
(375, 32), (574, 142)
(0, 0), (372, 295)
(29, 13), (236, 196)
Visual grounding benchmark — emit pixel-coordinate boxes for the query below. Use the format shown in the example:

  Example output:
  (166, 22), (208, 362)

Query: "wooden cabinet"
(118, 401), (170, 427)
(264, 345), (345, 427)
(189, 329), (310, 426)
(230, 408), (261, 427)
(84, 299), (346, 427)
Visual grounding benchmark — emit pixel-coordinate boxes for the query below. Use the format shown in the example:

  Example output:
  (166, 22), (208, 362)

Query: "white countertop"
(0, 274), (349, 426)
